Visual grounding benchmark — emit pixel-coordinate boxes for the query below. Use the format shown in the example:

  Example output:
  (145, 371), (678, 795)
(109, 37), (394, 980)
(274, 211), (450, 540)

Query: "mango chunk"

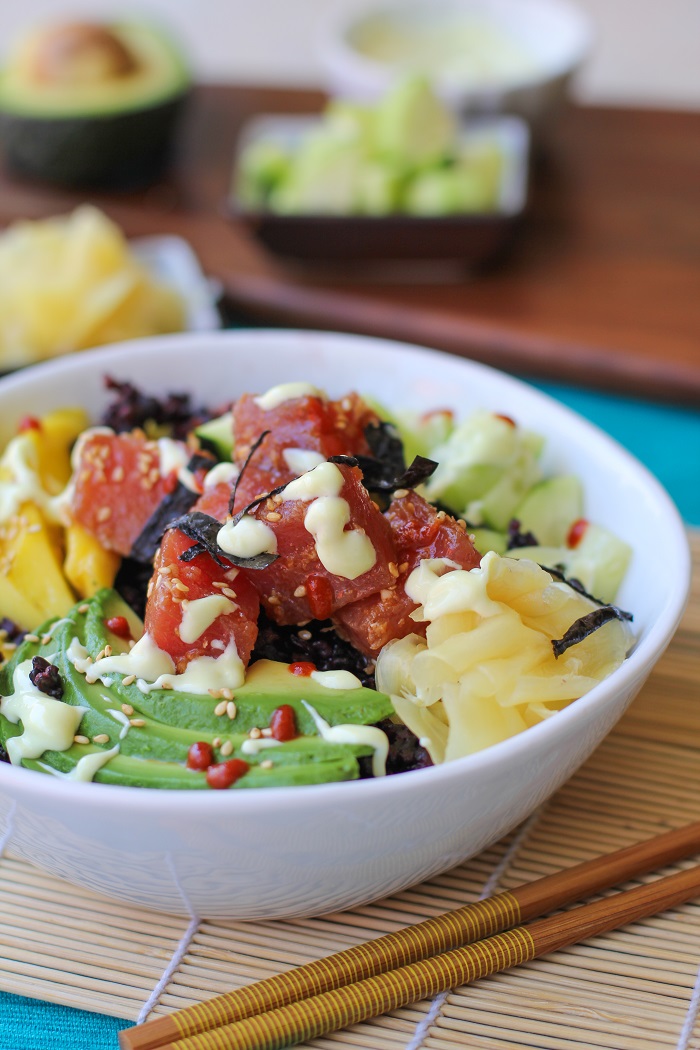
(0, 572), (45, 632)
(0, 503), (76, 621)
(64, 521), (120, 598)
(27, 407), (90, 493)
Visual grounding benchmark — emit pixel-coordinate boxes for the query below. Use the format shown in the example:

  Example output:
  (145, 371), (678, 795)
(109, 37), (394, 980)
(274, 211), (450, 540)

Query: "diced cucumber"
(470, 528), (508, 556)
(467, 446), (543, 531)
(513, 475), (584, 547)
(194, 412), (233, 461)
(508, 523), (632, 603)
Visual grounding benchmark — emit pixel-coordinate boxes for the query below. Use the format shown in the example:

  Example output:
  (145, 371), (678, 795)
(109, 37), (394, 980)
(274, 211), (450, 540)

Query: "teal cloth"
(0, 375), (697, 1050)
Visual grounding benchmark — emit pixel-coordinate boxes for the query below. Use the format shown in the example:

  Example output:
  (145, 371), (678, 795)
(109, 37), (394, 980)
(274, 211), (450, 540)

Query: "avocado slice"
(0, 22), (190, 188)
(0, 589), (394, 789)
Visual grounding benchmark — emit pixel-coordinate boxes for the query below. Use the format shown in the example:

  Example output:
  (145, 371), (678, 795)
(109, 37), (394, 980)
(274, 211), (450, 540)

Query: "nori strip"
(228, 430), (270, 516)
(364, 421), (406, 481)
(329, 454), (438, 494)
(114, 558), (153, 619)
(552, 605), (632, 658)
(506, 518), (539, 549)
(130, 453), (215, 564)
(171, 511), (277, 570)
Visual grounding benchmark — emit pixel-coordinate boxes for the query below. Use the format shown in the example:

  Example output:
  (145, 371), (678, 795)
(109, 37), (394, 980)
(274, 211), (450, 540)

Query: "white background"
(0, 0), (698, 109)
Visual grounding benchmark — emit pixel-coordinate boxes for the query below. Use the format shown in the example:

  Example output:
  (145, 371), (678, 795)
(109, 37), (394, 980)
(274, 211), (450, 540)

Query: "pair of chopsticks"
(120, 820), (700, 1050)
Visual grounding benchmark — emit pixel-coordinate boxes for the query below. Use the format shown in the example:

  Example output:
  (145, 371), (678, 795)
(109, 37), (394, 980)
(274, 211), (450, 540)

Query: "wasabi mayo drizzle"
(302, 700), (388, 777)
(282, 448), (325, 474)
(282, 461), (376, 580)
(157, 438), (199, 492)
(310, 669), (362, 690)
(178, 594), (237, 644)
(0, 660), (86, 764)
(253, 382), (326, 411)
(217, 515), (277, 559)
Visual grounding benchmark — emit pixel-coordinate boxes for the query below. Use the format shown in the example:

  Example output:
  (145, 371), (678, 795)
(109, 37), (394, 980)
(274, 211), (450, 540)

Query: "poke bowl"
(0, 329), (690, 919)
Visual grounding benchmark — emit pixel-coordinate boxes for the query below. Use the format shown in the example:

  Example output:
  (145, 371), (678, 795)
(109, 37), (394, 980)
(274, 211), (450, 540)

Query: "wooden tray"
(0, 531), (699, 1050)
(0, 86), (698, 404)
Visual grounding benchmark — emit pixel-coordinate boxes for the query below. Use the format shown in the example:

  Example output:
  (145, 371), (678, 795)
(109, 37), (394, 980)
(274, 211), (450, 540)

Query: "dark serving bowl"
(229, 113), (530, 268)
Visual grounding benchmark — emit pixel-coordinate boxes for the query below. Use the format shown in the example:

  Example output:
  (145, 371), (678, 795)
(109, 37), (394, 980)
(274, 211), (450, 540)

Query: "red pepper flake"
(206, 758), (249, 789)
(270, 704), (298, 742)
(18, 416), (42, 433)
(104, 616), (132, 640)
(289, 661), (316, 677)
(494, 413), (516, 427)
(306, 574), (334, 620)
(567, 518), (589, 549)
(187, 741), (214, 771)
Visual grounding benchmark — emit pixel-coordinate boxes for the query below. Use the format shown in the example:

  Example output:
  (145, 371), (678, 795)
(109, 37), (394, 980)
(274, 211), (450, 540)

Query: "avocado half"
(0, 22), (190, 188)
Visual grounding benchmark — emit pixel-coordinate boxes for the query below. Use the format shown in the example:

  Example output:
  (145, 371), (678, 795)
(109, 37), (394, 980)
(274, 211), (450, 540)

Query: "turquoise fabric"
(0, 375), (697, 1050)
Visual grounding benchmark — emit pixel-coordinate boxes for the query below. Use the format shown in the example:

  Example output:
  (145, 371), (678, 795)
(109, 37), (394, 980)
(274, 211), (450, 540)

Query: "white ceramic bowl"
(319, 0), (592, 127)
(0, 330), (689, 919)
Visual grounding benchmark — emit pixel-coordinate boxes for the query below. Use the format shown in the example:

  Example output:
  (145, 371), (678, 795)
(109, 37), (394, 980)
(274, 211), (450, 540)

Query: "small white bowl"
(319, 0), (593, 126)
(0, 330), (689, 918)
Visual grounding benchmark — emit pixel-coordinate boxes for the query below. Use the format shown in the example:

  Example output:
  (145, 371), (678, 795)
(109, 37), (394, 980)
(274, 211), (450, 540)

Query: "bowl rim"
(0, 328), (690, 813)
(318, 0), (594, 103)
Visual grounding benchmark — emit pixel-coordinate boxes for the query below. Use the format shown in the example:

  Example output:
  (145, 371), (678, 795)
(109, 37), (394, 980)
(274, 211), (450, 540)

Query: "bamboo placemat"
(1, 532), (699, 1050)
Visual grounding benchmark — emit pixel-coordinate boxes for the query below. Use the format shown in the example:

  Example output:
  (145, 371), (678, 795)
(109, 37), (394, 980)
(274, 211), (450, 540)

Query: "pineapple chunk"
(0, 503), (75, 621)
(64, 521), (120, 598)
(29, 407), (90, 493)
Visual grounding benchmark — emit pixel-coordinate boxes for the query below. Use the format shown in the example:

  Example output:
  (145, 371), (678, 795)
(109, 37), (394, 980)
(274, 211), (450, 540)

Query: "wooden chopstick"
(153, 863), (700, 1050)
(120, 820), (700, 1050)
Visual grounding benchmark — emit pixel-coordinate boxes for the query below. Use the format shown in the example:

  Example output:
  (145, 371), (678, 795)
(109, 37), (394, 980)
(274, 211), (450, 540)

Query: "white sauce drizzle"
(107, 708), (132, 740)
(0, 661), (86, 764)
(81, 633), (175, 686)
(240, 738), (284, 756)
(66, 637), (94, 675)
(179, 595), (237, 644)
(157, 438), (199, 492)
(203, 462), (239, 490)
(38, 617), (72, 643)
(68, 745), (120, 782)
(301, 701), (388, 778)
(310, 669), (362, 691)
(282, 462), (376, 580)
(217, 515), (277, 558)
(254, 382), (326, 411)
(282, 448), (326, 474)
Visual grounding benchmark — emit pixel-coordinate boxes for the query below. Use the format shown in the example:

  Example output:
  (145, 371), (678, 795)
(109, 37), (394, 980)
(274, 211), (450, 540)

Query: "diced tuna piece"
(334, 492), (481, 657)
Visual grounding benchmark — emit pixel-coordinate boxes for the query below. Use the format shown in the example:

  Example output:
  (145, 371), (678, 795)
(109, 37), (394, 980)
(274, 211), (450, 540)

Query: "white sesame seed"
(393, 489), (409, 499)
(265, 511), (282, 522)
(226, 701), (237, 720)
(298, 629), (312, 641)
(261, 728), (273, 738)
(249, 727), (262, 740)
(260, 759), (274, 770)
(122, 675), (136, 687)
(96, 506), (112, 523)
(212, 737), (222, 748)
(93, 734), (110, 745)
(130, 718), (146, 728)
(214, 700), (228, 716)
(294, 585), (307, 598)
(220, 740), (233, 757)
(121, 704), (134, 716)
(73, 735), (90, 745)
(78, 604), (90, 614)
(23, 634), (39, 644)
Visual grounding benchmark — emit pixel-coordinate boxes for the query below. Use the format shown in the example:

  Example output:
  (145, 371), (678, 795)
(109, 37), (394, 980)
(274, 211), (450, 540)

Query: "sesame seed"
(158, 565), (173, 576)
(260, 759), (274, 770)
(298, 629), (312, 641)
(130, 718), (146, 728)
(261, 727), (273, 738)
(23, 634), (39, 644)
(249, 727), (262, 740)
(221, 688), (234, 701)
(222, 587), (237, 600)
(78, 604), (89, 614)
(93, 734), (110, 745)
(212, 737), (222, 748)
(388, 561), (399, 578)
(96, 506), (112, 522)
(122, 675), (136, 687)
(146, 581), (154, 598)
(104, 644), (112, 657)
(226, 701), (237, 720)
(393, 488), (409, 499)
(73, 735), (90, 745)
(380, 588), (393, 600)
(272, 493), (284, 504)
(220, 740), (233, 757)
(435, 510), (447, 521)
(111, 466), (125, 482)
(211, 581), (226, 589)
(95, 648), (106, 662)
(173, 580), (189, 593)
(121, 703), (134, 716)
(294, 585), (307, 598)
(41, 633), (53, 645)
(267, 595), (279, 606)
(399, 562), (409, 574)
(214, 699), (228, 716)
(161, 682), (173, 690)
(265, 511), (282, 522)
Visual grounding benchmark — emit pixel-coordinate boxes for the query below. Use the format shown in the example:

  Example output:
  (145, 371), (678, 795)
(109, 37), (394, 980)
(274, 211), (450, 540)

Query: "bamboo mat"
(1, 533), (699, 1050)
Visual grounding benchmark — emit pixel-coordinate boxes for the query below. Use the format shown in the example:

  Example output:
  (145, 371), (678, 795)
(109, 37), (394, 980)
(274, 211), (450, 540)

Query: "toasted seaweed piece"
(364, 421), (406, 480)
(130, 452), (215, 564)
(251, 609), (375, 687)
(114, 558), (153, 619)
(552, 606), (632, 659)
(329, 453), (437, 494)
(171, 511), (277, 570)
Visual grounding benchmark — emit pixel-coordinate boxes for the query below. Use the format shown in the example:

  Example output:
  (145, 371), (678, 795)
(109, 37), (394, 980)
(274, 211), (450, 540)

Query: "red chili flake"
(187, 741), (214, 771)
(104, 616), (132, 640)
(494, 413), (516, 427)
(18, 416), (42, 433)
(289, 661), (316, 677)
(206, 758), (249, 789)
(270, 704), (298, 742)
(306, 574), (334, 620)
(567, 518), (589, 549)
